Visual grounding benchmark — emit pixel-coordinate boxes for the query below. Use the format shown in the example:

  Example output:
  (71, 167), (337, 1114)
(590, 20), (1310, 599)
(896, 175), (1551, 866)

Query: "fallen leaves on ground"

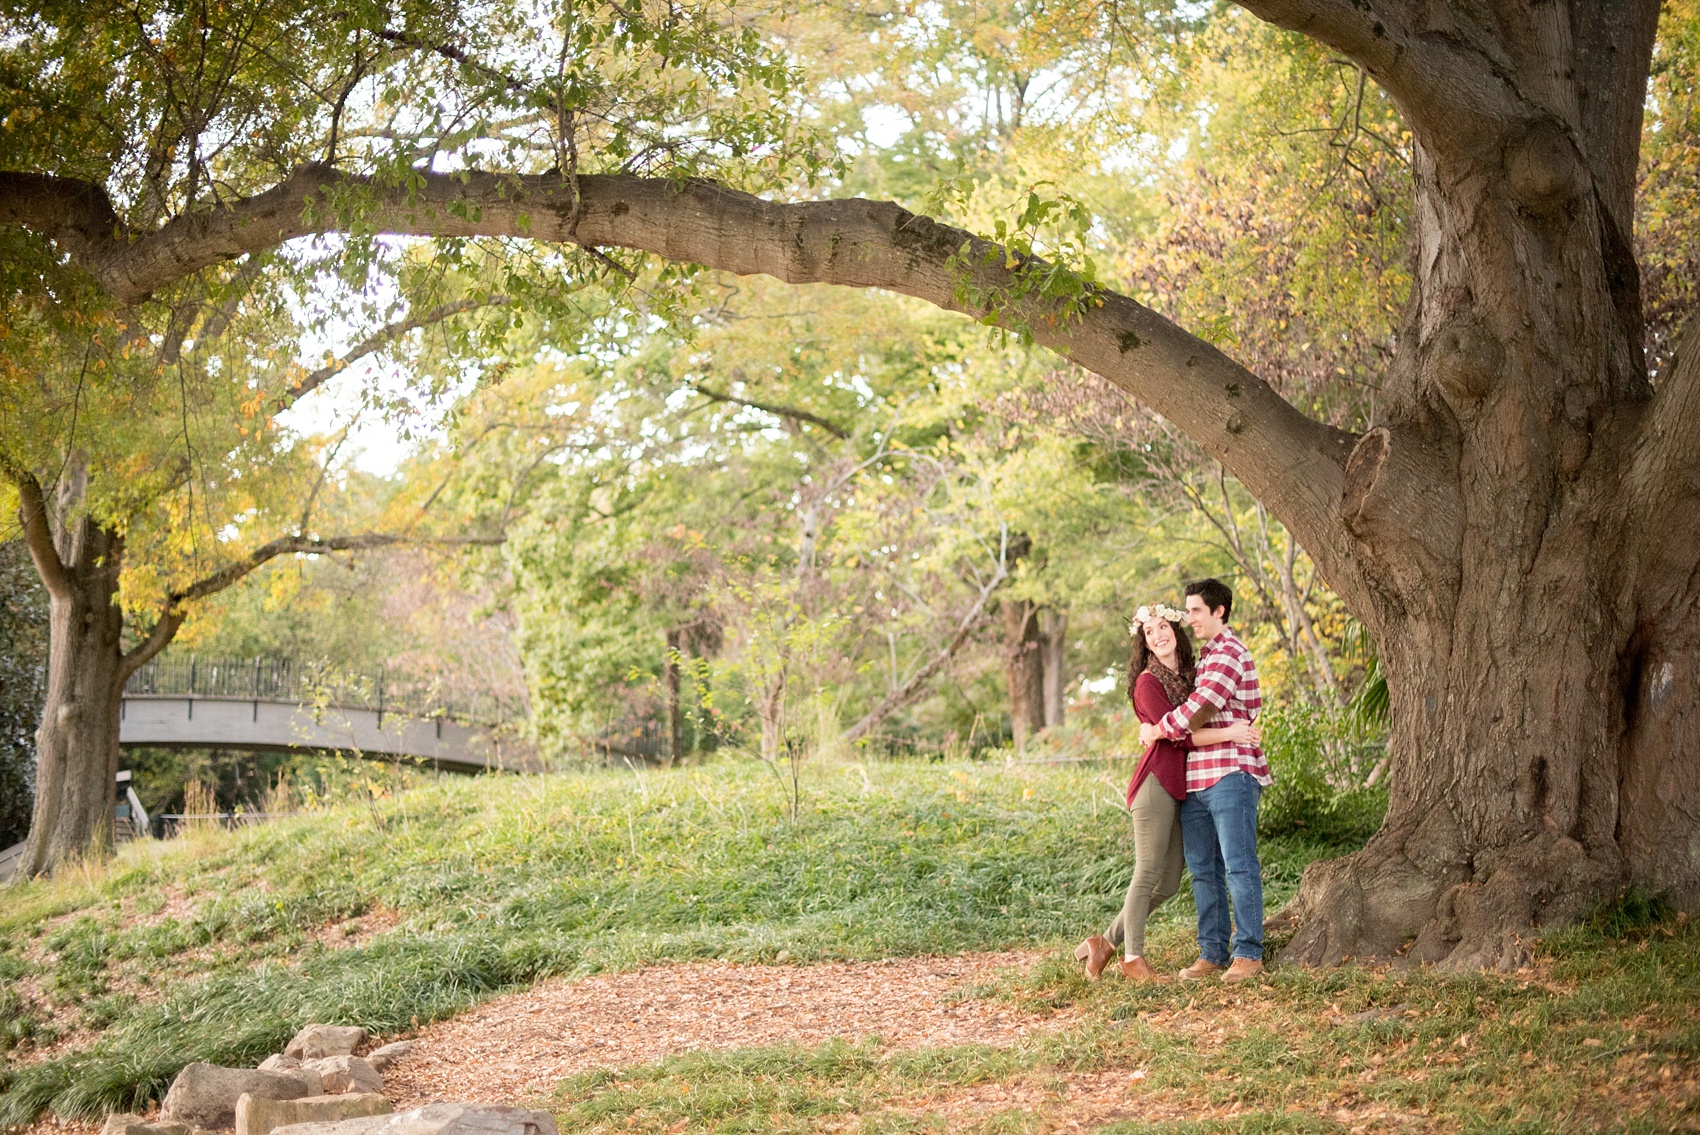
(384, 950), (1069, 1107)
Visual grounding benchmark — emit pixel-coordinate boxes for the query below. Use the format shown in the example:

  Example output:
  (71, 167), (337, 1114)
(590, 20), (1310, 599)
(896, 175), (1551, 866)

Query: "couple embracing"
(1075, 579), (1272, 984)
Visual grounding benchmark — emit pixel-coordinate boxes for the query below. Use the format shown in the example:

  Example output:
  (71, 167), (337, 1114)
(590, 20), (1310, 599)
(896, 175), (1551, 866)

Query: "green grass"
(0, 759), (1339, 1125)
(3, 760), (1693, 1134)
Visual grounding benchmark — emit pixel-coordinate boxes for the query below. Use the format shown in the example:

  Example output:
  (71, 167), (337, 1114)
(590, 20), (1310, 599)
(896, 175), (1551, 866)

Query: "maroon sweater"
(1126, 670), (1189, 805)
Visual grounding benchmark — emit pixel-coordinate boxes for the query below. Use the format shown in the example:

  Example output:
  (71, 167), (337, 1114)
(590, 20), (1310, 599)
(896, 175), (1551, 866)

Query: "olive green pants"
(1104, 775), (1185, 957)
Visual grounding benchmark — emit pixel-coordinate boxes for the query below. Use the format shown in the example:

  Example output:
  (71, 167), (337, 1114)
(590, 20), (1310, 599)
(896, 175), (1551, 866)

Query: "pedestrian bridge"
(121, 657), (535, 773)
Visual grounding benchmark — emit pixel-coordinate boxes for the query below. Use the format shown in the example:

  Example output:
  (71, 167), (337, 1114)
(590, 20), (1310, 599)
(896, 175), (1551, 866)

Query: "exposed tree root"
(1282, 814), (1624, 972)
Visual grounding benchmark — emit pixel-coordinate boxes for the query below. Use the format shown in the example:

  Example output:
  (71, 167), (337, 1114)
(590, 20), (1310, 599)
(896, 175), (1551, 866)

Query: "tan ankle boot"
(1118, 955), (1157, 981)
(1221, 957), (1264, 984)
(1177, 957), (1225, 980)
(1074, 936), (1115, 980)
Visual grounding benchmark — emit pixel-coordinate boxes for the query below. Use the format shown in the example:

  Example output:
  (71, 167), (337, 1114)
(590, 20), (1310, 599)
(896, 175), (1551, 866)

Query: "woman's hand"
(1138, 722), (1161, 747)
(1223, 720), (1262, 747)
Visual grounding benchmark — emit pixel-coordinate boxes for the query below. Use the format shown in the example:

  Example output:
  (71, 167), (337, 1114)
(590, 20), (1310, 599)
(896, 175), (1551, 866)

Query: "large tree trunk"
(18, 479), (128, 877)
(1261, 0), (1691, 970)
(1285, 323), (1700, 969)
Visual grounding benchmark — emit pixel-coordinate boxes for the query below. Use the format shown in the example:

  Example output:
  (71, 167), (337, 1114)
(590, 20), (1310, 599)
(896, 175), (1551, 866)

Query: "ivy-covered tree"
(0, 540), (47, 849)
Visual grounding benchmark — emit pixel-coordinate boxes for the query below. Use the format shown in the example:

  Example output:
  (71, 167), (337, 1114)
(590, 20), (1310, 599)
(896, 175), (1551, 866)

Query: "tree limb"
(192, 254), (269, 350)
(118, 530), (506, 679)
(692, 382), (850, 439)
(0, 171), (124, 264)
(1, 463), (72, 601)
(1232, 0), (1520, 156)
(0, 166), (1369, 610)
(842, 545), (1009, 744)
(279, 296), (509, 412)
(119, 607), (187, 680)
(376, 28), (531, 93)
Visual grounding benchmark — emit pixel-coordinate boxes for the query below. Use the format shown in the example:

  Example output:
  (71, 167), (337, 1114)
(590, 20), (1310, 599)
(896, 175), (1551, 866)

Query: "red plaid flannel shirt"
(1158, 628), (1272, 792)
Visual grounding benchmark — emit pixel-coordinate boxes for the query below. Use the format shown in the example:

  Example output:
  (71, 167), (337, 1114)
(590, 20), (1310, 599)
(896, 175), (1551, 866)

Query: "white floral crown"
(1129, 604), (1186, 636)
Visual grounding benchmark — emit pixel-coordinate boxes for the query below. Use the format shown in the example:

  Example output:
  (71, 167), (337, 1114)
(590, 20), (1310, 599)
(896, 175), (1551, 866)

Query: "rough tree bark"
(1238, 0), (1691, 970)
(1039, 609), (1068, 730)
(1002, 598), (1045, 754)
(4, 0), (1696, 962)
(12, 463), (127, 875)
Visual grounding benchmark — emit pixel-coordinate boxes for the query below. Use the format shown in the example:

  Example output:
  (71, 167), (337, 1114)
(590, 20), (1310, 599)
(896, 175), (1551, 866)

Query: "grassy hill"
(1, 759), (1693, 1133)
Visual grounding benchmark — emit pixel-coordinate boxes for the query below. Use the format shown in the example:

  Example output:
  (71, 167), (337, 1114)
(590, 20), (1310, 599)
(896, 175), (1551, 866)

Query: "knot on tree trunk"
(1505, 120), (1584, 216)
(1430, 318), (1504, 407)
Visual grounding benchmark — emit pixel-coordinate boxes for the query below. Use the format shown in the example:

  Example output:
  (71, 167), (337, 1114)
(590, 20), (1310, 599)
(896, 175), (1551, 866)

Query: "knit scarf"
(1146, 658), (1193, 711)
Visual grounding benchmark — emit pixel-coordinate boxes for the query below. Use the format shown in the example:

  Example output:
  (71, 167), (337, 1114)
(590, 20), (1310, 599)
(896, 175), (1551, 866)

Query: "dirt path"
(384, 949), (1075, 1108)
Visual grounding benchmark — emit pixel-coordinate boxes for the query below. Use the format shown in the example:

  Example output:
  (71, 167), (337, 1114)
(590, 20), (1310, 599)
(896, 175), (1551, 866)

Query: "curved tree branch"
(1236, 0), (1660, 225)
(0, 167), (1370, 611)
(192, 254), (270, 350)
(1, 463), (71, 601)
(376, 28), (531, 93)
(1233, 0), (1520, 156)
(118, 530), (506, 679)
(279, 295), (510, 412)
(0, 172), (124, 262)
(691, 382), (850, 439)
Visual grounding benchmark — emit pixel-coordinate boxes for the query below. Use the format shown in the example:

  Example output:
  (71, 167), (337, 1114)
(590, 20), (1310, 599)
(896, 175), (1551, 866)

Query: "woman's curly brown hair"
(1126, 618), (1197, 702)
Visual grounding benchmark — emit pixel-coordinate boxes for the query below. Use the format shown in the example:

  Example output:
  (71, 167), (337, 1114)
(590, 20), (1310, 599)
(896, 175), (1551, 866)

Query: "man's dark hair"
(1185, 578), (1233, 621)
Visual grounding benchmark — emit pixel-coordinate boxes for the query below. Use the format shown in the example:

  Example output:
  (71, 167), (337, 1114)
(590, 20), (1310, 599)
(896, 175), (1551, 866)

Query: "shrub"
(1257, 703), (1387, 845)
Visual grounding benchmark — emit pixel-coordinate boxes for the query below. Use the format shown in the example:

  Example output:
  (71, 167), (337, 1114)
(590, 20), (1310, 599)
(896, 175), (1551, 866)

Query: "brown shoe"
(1118, 955), (1158, 982)
(1177, 957), (1225, 981)
(1074, 936), (1115, 980)
(1221, 957), (1265, 984)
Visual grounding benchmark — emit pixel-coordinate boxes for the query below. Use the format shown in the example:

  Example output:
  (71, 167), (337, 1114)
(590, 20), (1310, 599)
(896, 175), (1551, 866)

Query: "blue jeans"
(1180, 771), (1264, 963)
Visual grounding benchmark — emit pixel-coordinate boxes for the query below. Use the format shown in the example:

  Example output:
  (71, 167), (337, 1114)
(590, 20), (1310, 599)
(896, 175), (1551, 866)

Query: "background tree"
(0, 246), (518, 877)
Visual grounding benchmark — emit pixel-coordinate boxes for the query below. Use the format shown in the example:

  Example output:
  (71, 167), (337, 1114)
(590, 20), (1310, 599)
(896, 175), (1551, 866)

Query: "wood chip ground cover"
(383, 950), (1070, 1107)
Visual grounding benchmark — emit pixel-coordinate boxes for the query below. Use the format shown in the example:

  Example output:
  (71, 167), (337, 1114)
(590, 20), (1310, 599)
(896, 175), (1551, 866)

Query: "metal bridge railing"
(123, 655), (512, 725)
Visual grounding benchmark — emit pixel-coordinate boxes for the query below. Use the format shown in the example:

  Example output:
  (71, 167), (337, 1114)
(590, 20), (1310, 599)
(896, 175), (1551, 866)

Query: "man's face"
(1185, 594), (1225, 640)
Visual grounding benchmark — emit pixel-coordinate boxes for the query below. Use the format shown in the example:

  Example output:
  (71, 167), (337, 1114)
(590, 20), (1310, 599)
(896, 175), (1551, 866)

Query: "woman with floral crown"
(1074, 603), (1261, 980)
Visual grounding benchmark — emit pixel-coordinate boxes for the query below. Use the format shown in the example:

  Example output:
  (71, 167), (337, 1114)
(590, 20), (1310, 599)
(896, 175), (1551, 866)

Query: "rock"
(284, 1025), (369, 1061)
(161, 1065), (317, 1129)
(235, 1094), (393, 1135)
(270, 1103), (557, 1135)
(258, 1055), (302, 1073)
(299, 1056), (384, 1096)
(101, 1114), (190, 1135)
(364, 1042), (414, 1072)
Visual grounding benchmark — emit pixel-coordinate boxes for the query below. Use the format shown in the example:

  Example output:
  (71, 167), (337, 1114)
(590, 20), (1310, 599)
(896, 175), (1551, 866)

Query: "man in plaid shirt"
(1138, 578), (1272, 983)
